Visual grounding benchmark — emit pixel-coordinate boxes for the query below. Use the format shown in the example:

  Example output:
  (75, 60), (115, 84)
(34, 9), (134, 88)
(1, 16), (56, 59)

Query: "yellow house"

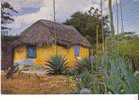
(12, 19), (91, 67)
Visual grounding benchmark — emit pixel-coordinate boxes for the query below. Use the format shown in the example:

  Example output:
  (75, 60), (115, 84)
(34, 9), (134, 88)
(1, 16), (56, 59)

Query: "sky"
(2, 0), (139, 35)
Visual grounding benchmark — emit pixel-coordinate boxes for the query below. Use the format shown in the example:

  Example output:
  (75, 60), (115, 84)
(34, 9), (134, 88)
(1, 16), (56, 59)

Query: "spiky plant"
(101, 51), (139, 94)
(76, 58), (92, 75)
(45, 56), (68, 75)
(77, 50), (139, 94)
(79, 71), (93, 89)
(6, 64), (19, 79)
(65, 68), (77, 76)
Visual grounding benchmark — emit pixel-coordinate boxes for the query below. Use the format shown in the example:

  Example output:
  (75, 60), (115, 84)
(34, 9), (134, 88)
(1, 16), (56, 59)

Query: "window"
(27, 46), (36, 58)
(74, 47), (80, 57)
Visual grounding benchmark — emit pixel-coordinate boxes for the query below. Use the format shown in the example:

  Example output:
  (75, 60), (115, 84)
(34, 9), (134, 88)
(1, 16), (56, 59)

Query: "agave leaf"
(46, 55), (68, 75)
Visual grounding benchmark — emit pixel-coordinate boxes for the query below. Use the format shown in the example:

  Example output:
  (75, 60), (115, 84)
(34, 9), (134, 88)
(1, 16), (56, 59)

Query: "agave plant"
(45, 56), (68, 75)
(76, 58), (92, 75)
(79, 71), (93, 89)
(65, 68), (77, 76)
(78, 50), (139, 94)
(101, 51), (139, 94)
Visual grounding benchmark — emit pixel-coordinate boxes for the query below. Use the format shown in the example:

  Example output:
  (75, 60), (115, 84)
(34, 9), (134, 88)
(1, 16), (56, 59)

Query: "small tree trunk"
(96, 23), (99, 56)
(108, 0), (115, 35)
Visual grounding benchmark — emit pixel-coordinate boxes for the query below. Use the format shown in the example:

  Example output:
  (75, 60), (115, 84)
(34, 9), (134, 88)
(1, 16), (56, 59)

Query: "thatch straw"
(12, 19), (91, 48)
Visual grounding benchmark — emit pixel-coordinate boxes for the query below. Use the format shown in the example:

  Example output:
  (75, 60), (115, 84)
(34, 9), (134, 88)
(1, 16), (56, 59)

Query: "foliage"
(6, 64), (19, 79)
(65, 68), (78, 76)
(64, 58), (92, 77)
(117, 38), (139, 71)
(1, 1), (17, 35)
(76, 58), (92, 74)
(101, 51), (139, 93)
(74, 45), (139, 94)
(74, 58), (106, 93)
(1, 36), (19, 45)
(121, 32), (136, 35)
(100, 35), (139, 93)
(64, 8), (110, 46)
(79, 71), (92, 89)
(46, 56), (68, 75)
(106, 35), (139, 71)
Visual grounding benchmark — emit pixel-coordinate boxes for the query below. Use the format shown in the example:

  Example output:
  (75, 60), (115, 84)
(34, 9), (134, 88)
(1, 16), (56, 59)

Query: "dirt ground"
(1, 71), (77, 94)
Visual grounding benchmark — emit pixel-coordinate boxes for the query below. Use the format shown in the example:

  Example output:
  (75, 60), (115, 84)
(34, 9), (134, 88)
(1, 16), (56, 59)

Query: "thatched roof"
(12, 19), (91, 48)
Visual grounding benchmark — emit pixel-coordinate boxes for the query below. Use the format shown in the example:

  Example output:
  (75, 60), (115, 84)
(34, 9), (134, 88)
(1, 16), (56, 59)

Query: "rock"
(80, 88), (91, 94)
(134, 71), (139, 76)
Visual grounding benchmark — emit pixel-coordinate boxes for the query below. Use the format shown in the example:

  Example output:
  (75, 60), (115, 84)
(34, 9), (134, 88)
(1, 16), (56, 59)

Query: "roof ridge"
(12, 19), (91, 48)
(38, 19), (74, 28)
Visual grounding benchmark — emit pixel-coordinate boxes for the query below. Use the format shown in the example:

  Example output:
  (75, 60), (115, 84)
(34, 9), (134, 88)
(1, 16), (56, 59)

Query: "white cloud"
(4, 0), (119, 35)
(2, 0), (44, 10)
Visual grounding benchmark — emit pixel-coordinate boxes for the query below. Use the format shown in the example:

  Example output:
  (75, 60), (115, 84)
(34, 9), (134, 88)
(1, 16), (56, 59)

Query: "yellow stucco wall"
(14, 45), (90, 67)
(14, 46), (27, 63)
(66, 46), (89, 67)
(34, 45), (68, 65)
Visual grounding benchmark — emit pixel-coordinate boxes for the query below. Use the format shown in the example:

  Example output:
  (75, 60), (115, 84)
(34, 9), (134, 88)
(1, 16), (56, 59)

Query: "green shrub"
(45, 56), (68, 75)
(75, 58), (105, 93)
(76, 58), (92, 74)
(101, 51), (139, 94)
(117, 38), (139, 71)
(76, 35), (139, 94)
(77, 50), (139, 94)
(79, 71), (92, 89)
(65, 68), (78, 76)
(107, 36), (139, 71)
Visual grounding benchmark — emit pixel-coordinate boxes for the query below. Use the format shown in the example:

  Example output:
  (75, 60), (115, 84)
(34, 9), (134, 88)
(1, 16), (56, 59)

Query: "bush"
(45, 56), (68, 75)
(75, 58), (103, 93)
(117, 38), (139, 71)
(79, 71), (92, 89)
(65, 68), (77, 76)
(107, 35), (139, 71)
(101, 51), (139, 94)
(76, 50), (139, 94)
(76, 58), (92, 74)
(6, 64), (19, 79)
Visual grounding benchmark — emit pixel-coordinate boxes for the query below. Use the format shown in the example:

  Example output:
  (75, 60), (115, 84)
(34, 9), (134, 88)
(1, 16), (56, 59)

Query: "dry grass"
(1, 72), (77, 94)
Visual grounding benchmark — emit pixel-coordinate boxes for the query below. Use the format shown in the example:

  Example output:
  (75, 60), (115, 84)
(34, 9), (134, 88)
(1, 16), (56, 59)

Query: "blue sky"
(123, 0), (139, 34)
(113, 0), (139, 34)
(3, 0), (139, 35)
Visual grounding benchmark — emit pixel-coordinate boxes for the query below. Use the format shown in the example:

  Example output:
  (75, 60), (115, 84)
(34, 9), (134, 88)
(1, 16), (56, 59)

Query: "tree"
(1, 2), (18, 70)
(1, 1), (17, 36)
(121, 32), (135, 35)
(64, 8), (110, 46)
